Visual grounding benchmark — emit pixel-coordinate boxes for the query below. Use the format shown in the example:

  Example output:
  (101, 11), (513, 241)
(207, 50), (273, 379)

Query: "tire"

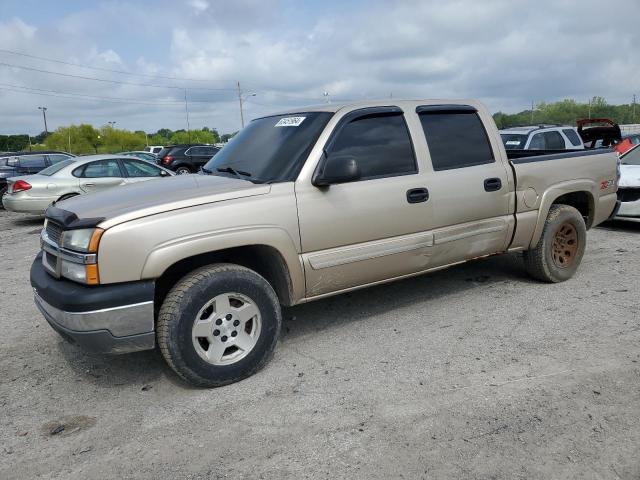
(175, 166), (192, 175)
(157, 263), (282, 387)
(0, 186), (6, 210)
(523, 204), (586, 283)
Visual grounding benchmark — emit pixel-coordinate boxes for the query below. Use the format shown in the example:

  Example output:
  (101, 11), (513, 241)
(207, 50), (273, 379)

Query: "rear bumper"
(616, 199), (640, 218)
(3, 194), (54, 214)
(30, 253), (156, 354)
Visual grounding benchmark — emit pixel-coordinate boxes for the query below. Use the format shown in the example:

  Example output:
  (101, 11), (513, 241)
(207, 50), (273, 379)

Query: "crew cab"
(30, 100), (619, 387)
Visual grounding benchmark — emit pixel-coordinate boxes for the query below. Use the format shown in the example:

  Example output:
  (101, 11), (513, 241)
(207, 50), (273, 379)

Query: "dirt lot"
(0, 210), (639, 480)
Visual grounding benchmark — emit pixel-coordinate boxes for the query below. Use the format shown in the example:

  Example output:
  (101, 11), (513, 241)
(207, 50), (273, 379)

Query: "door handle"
(406, 187), (429, 203)
(82, 183), (95, 187)
(484, 178), (502, 192)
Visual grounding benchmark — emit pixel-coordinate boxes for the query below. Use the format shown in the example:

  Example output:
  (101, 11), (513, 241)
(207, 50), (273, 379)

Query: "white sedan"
(2, 154), (173, 214)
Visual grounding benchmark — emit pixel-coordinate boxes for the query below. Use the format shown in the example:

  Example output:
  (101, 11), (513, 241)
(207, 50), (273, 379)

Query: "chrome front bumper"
(34, 291), (155, 354)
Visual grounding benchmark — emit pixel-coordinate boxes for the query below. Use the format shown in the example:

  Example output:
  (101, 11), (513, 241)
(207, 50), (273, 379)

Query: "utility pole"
(184, 89), (191, 143)
(38, 106), (48, 135)
(633, 94), (637, 123)
(236, 81), (255, 129)
(588, 98), (591, 119)
(530, 101), (534, 123)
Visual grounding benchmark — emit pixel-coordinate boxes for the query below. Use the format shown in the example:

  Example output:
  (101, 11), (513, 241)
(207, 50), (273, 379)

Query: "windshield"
(38, 159), (74, 176)
(621, 145), (640, 165)
(500, 134), (528, 150)
(203, 112), (333, 183)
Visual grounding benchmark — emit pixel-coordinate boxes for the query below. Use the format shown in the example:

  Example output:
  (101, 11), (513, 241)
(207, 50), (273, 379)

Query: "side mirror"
(313, 154), (361, 187)
(160, 170), (170, 177)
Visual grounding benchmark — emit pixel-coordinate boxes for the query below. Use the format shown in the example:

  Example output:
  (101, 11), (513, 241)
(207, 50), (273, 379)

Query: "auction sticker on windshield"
(275, 116), (306, 127)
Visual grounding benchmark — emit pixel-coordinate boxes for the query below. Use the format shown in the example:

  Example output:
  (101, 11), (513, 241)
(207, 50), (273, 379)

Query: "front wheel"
(0, 186), (6, 209)
(157, 263), (282, 387)
(523, 204), (586, 283)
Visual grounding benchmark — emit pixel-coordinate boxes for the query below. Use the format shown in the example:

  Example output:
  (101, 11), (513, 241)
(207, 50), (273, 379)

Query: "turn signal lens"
(86, 264), (100, 285)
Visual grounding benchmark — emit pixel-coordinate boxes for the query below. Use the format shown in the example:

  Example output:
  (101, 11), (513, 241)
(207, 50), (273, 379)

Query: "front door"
(295, 107), (435, 298)
(76, 159), (126, 194)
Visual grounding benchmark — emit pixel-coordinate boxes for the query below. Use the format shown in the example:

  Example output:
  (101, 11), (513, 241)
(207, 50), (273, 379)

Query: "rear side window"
(544, 131), (565, 149)
(562, 129), (582, 146)
(418, 111), (494, 170)
(74, 160), (122, 178)
(328, 113), (416, 180)
(18, 155), (47, 169)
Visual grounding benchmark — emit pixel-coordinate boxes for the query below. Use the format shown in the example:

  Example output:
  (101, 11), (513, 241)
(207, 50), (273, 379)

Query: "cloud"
(0, 0), (639, 135)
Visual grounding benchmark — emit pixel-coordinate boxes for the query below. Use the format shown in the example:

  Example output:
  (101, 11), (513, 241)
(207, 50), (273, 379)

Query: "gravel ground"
(0, 209), (639, 480)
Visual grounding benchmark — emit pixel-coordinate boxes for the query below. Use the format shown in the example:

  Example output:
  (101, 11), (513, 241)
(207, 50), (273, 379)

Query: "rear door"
(414, 105), (513, 267)
(74, 159), (126, 194)
(188, 146), (219, 170)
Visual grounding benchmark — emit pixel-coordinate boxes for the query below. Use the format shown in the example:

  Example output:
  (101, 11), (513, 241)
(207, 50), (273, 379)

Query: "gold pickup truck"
(30, 100), (619, 387)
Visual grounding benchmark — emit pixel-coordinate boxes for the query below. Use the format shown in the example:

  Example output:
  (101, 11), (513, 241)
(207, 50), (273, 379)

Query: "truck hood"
(55, 174), (271, 229)
(619, 165), (640, 188)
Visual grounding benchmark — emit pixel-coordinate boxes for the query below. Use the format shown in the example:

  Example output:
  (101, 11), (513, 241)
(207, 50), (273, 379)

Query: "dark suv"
(156, 144), (220, 174)
(0, 151), (75, 204)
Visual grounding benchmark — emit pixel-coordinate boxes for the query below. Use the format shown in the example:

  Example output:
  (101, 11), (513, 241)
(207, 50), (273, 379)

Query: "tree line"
(0, 125), (238, 155)
(493, 97), (639, 129)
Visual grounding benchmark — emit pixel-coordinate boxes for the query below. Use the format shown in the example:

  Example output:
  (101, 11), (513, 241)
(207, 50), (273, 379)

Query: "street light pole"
(108, 121), (116, 128)
(38, 106), (48, 135)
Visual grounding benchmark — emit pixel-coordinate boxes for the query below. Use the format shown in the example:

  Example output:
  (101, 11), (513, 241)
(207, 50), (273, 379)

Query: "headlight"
(60, 228), (103, 253)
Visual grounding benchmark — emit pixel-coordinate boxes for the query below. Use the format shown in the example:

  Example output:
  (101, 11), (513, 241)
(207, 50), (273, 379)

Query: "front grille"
(618, 187), (640, 203)
(46, 221), (63, 245)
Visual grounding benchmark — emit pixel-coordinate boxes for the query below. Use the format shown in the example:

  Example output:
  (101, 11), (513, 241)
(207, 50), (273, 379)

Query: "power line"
(0, 85), (210, 106)
(0, 48), (216, 82)
(0, 61), (237, 91)
(0, 82), (232, 105)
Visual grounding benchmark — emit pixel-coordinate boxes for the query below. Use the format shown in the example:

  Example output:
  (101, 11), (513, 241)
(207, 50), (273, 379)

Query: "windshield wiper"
(216, 165), (253, 179)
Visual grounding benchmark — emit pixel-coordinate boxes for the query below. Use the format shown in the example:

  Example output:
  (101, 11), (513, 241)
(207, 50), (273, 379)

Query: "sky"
(0, 0), (638, 135)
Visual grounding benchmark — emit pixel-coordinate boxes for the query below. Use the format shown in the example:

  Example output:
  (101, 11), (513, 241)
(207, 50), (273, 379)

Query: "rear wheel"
(175, 166), (192, 175)
(157, 263), (282, 387)
(0, 186), (6, 209)
(523, 204), (586, 282)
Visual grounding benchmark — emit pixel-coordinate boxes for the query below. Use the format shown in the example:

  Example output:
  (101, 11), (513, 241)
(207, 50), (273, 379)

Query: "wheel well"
(154, 245), (294, 309)
(552, 191), (594, 228)
(57, 192), (79, 201)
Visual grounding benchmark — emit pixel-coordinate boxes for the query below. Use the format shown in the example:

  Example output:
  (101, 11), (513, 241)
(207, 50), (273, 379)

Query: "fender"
(528, 179), (596, 249)
(140, 225), (305, 303)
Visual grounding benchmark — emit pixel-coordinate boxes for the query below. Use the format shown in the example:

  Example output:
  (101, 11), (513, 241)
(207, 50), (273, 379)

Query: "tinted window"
(562, 129), (582, 146)
(191, 146), (219, 156)
(327, 113), (416, 180)
(157, 147), (173, 158)
(418, 111), (494, 170)
(122, 159), (164, 177)
(75, 160), (122, 178)
(18, 155), (47, 169)
(529, 133), (545, 149)
(621, 146), (640, 165)
(501, 134), (528, 150)
(544, 131), (565, 149)
(204, 112), (333, 183)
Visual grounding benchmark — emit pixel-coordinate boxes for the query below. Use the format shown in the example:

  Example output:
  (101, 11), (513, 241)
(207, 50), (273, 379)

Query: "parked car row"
(156, 144), (220, 174)
(2, 153), (173, 214)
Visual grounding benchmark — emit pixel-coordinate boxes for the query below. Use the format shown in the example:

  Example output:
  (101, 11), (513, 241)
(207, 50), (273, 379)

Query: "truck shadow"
(282, 252), (530, 341)
(597, 219), (640, 233)
(56, 252), (531, 389)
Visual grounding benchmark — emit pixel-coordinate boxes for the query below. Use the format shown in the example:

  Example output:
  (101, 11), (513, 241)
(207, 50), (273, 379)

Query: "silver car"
(2, 154), (173, 214)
